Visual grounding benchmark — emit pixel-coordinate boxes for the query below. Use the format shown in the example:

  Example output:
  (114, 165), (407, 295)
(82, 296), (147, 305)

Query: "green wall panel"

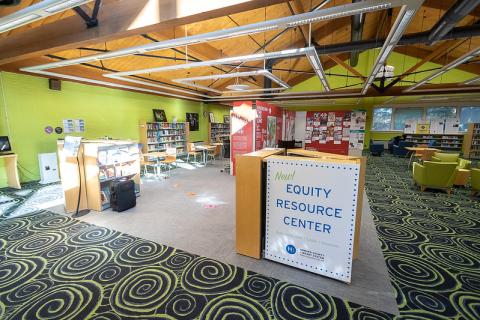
(0, 72), (230, 187)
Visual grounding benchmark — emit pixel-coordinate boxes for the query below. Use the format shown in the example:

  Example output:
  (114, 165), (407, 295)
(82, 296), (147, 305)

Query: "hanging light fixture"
(226, 71), (250, 91)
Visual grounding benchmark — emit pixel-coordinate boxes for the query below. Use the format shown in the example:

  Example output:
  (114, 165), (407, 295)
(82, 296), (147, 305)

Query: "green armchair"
(431, 152), (460, 163)
(472, 168), (480, 196)
(431, 152), (472, 187)
(413, 161), (458, 194)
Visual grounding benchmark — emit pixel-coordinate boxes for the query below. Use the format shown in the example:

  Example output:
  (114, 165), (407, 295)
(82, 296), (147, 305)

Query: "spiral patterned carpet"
(0, 210), (393, 320)
(366, 154), (480, 320)
(0, 154), (479, 319)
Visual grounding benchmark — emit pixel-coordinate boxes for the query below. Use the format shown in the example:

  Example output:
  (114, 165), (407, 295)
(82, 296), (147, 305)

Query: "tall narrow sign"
(264, 157), (360, 283)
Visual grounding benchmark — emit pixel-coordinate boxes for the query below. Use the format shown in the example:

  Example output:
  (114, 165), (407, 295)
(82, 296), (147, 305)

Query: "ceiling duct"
(427, 0), (480, 45)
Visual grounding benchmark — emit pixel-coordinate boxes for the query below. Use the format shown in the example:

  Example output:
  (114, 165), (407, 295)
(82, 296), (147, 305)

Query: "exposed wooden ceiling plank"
(0, 0), (288, 66)
(328, 55), (365, 79)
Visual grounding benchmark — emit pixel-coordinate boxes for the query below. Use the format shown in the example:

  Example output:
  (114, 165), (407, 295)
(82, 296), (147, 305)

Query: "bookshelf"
(57, 140), (140, 212)
(208, 122), (230, 143)
(464, 123), (480, 159)
(83, 141), (140, 211)
(404, 133), (465, 152)
(139, 121), (189, 155)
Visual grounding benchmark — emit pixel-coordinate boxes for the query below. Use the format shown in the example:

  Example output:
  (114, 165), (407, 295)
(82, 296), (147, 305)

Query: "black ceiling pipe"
(314, 24), (480, 56)
(349, 0), (365, 67)
(427, 0), (480, 45)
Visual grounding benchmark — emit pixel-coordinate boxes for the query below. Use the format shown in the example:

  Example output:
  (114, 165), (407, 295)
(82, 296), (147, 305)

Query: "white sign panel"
(265, 158), (360, 283)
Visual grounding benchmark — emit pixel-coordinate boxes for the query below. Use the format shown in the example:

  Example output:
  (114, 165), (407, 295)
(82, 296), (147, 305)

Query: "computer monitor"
(0, 136), (12, 153)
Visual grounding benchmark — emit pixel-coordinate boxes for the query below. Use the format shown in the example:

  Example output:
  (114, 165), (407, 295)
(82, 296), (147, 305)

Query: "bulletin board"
(304, 111), (351, 155)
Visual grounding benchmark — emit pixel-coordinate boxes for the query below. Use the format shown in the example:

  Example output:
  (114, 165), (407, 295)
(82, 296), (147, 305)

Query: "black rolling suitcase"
(110, 179), (136, 212)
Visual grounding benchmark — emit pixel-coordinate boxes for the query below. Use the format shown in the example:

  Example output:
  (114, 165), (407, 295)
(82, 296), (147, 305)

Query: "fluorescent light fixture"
(306, 48), (330, 91)
(404, 46), (480, 92)
(0, 0), (93, 33)
(362, 2), (421, 95)
(464, 76), (480, 85)
(44, 0), (89, 13)
(24, 0), (403, 70)
(0, 14), (41, 32)
(173, 70), (290, 95)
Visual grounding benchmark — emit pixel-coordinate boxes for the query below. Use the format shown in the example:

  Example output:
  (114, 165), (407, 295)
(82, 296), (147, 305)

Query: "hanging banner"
(230, 101), (255, 175)
(264, 157), (360, 283)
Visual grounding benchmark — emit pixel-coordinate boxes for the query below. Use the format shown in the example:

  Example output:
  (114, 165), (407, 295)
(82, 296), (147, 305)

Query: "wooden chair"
(140, 152), (159, 176)
(160, 148), (177, 177)
(187, 143), (202, 163)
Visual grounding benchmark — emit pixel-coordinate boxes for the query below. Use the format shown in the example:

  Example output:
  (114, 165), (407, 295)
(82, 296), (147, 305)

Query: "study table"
(195, 145), (217, 165)
(0, 154), (21, 189)
(405, 147), (441, 168)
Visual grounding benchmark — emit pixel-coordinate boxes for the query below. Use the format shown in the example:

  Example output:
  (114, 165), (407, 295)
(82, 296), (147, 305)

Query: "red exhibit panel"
(254, 101), (283, 151)
(304, 111), (351, 155)
(230, 101), (255, 175)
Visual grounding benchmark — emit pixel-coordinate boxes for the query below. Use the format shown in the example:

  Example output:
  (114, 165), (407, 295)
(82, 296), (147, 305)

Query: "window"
(426, 107), (456, 121)
(393, 108), (423, 130)
(459, 107), (480, 131)
(372, 108), (392, 131)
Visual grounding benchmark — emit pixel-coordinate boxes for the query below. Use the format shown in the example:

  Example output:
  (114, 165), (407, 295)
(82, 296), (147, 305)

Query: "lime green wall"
(0, 72), (230, 187)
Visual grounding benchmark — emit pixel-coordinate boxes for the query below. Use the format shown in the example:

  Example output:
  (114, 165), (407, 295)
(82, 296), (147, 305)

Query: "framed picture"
(209, 112), (215, 123)
(153, 109), (167, 122)
(186, 113), (199, 131)
(223, 115), (230, 124)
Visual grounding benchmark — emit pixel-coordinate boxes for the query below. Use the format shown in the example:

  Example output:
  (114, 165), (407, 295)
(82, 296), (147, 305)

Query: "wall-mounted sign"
(44, 126), (53, 134)
(264, 158), (360, 283)
(55, 127), (63, 134)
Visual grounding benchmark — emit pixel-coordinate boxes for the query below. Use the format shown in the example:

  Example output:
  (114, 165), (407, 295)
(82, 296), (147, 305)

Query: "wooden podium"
(1, 154), (21, 189)
(236, 148), (366, 261)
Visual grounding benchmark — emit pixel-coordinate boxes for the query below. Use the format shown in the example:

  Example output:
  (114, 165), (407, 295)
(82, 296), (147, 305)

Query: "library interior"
(1, 0), (480, 319)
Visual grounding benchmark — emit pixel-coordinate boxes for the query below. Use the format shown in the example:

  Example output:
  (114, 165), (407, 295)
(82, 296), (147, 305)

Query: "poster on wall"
(430, 120), (445, 134)
(254, 101), (283, 150)
(283, 110), (296, 141)
(264, 157), (360, 283)
(350, 111), (366, 131)
(73, 119), (85, 133)
(186, 113), (199, 131)
(267, 116), (277, 147)
(153, 109), (167, 122)
(445, 119), (460, 134)
(404, 120), (416, 134)
(63, 119), (74, 134)
(416, 123), (430, 134)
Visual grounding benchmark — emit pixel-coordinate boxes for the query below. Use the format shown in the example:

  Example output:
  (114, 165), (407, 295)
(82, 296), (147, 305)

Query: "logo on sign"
(286, 245), (296, 255)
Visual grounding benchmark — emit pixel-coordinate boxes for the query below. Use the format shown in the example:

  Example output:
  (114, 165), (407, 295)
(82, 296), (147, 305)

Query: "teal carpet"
(0, 154), (479, 319)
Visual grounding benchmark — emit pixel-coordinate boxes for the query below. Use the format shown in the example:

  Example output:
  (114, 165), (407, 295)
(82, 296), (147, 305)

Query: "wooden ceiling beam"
(288, 0), (310, 45)
(394, 39), (466, 83)
(394, 45), (480, 76)
(328, 55), (365, 79)
(0, 0), (288, 66)
(0, 56), (204, 101)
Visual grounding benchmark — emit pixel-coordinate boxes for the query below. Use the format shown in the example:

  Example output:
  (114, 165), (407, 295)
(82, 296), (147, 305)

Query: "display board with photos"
(304, 111), (351, 155)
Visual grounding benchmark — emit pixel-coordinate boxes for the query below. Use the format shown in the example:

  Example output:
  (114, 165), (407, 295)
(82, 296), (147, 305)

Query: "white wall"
(294, 111), (306, 148)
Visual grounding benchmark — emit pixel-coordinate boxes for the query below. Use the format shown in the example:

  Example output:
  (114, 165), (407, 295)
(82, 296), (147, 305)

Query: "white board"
(265, 158), (360, 283)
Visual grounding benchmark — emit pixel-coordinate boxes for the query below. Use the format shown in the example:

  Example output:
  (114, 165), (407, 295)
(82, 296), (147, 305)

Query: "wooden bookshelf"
(139, 121), (189, 155)
(464, 123), (480, 159)
(404, 133), (464, 152)
(58, 140), (140, 212)
(208, 122), (230, 144)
